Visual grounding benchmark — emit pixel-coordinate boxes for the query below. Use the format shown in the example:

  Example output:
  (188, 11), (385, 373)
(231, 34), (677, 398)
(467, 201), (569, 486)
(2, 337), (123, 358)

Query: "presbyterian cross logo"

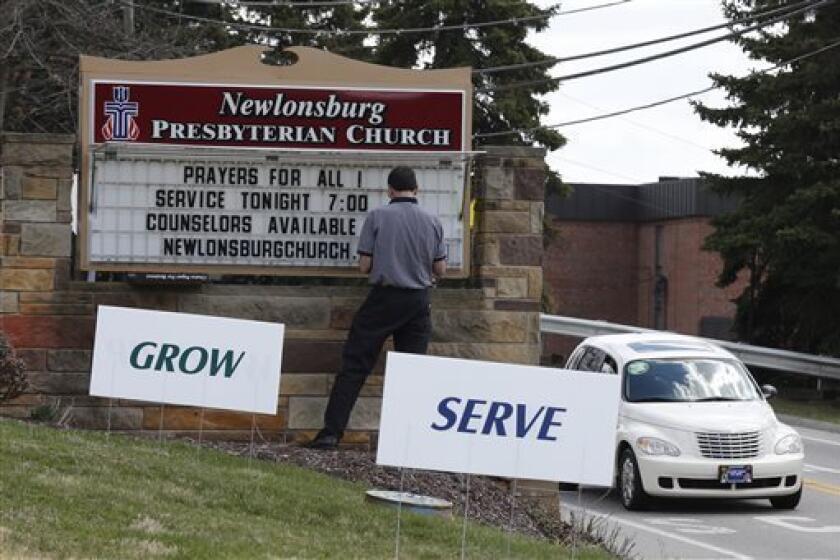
(101, 86), (140, 141)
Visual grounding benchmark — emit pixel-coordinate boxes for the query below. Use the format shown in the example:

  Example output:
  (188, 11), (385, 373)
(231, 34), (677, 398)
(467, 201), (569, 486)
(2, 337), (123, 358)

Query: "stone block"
(429, 342), (536, 364)
(56, 211), (72, 223)
(3, 200), (56, 222)
(479, 166), (515, 199)
(474, 238), (499, 266)
(476, 200), (531, 212)
(47, 349), (92, 372)
(499, 235), (542, 266)
(28, 372), (91, 394)
(92, 291), (178, 311)
(431, 309), (528, 343)
(21, 223), (71, 256)
(0, 133), (75, 166)
(142, 406), (284, 430)
(20, 291), (92, 304)
(19, 303), (94, 315)
(494, 299), (540, 312)
(280, 374), (331, 396)
(2, 166), (23, 200)
(496, 277), (529, 298)
(330, 306), (355, 330)
(54, 257), (71, 290)
(22, 176), (58, 200)
(514, 167), (545, 200)
(530, 202), (544, 234)
(0, 234), (20, 256)
(2, 315), (96, 348)
(68, 407), (142, 430)
(288, 396), (381, 430)
(0, 256), (56, 268)
(0, 291), (19, 313)
(282, 340), (343, 373)
(16, 349), (46, 371)
(0, 268), (53, 291)
(480, 211), (531, 233)
(178, 295), (330, 328)
(57, 179), (73, 211)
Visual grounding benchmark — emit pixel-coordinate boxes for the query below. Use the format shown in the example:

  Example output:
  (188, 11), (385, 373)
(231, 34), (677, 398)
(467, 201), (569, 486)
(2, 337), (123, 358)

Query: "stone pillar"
(472, 146), (545, 365)
(1, 133), (84, 418)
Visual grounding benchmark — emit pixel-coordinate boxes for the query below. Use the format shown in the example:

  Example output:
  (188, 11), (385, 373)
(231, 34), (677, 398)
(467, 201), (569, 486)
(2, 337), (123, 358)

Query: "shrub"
(0, 334), (28, 404)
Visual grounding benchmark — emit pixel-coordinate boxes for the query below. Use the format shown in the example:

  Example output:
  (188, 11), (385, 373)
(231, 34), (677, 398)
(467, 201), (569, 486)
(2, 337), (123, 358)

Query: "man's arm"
(359, 254), (373, 274)
(432, 258), (446, 278)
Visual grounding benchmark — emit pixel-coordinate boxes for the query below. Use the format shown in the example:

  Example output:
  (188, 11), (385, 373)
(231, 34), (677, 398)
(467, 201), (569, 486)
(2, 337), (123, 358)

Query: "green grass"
(771, 397), (840, 426)
(0, 419), (609, 559)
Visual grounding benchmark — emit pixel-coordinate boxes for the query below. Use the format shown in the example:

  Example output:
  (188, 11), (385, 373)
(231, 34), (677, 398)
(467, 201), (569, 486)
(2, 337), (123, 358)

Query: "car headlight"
(775, 433), (803, 455)
(637, 437), (681, 457)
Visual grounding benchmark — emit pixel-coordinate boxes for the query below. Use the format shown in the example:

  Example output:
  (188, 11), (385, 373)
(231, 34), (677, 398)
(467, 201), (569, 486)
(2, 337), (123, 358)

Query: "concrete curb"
(777, 413), (840, 435)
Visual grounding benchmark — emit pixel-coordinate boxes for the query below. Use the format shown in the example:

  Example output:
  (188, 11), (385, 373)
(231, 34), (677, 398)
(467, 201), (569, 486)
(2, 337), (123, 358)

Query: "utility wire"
(126, 0), (631, 36)
(477, 0), (835, 93)
(474, 0), (820, 75)
(475, 36), (840, 139)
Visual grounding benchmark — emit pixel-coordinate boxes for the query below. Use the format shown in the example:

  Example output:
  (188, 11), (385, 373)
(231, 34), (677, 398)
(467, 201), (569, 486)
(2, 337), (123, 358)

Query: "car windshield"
(623, 358), (762, 403)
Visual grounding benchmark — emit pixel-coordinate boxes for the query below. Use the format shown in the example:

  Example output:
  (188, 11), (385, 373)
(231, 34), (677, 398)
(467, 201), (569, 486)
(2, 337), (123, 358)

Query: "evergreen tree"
(695, 0), (840, 355)
(371, 0), (565, 152)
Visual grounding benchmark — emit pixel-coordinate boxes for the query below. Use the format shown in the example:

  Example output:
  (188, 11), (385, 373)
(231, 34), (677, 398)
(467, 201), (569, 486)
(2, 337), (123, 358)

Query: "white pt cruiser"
(564, 333), (804, 510)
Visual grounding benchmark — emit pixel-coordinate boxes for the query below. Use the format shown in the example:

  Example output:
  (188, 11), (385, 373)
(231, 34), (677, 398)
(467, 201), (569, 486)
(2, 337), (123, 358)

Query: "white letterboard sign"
(377, 352), (622, 484)
(89, 305), (284, 414)
(87, 150), (467, 271)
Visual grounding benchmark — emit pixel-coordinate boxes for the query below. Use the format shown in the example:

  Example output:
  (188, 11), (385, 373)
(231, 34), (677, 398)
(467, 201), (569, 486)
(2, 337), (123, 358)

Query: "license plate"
(719, 465), (752, 484)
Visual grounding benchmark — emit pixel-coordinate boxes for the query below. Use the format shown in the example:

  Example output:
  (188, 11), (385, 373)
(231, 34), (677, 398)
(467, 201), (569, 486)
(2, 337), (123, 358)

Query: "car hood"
(621, 400), (777, 433)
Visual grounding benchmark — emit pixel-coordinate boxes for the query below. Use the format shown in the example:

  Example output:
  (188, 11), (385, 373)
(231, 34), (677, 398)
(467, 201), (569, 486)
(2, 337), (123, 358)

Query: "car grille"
(695, 431), (761, 459)
(678, 477), (781, 490)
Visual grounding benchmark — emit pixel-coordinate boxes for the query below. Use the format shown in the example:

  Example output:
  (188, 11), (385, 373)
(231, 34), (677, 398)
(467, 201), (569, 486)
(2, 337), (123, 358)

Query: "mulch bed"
(203, 440), (623, 556)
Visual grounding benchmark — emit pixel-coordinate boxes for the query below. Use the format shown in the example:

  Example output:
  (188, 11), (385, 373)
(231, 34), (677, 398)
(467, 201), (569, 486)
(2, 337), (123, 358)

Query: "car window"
(578, 347), (606, 372)
(600, 354), (618, 374)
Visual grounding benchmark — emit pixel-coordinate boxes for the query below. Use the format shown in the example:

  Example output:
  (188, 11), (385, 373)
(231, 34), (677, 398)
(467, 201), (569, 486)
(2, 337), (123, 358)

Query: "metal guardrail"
(540, 314), (840, 382)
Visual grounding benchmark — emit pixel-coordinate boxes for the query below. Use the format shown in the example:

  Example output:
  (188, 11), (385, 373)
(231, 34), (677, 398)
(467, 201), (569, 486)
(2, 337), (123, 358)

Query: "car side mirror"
(762, 384), (778, 399)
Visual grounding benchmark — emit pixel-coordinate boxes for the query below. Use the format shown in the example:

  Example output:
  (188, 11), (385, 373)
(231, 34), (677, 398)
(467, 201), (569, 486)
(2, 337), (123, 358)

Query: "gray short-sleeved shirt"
(357, 197), (446, 289)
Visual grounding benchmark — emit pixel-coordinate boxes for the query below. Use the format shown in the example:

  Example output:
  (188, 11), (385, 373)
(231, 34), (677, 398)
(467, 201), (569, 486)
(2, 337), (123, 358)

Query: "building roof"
(546, 177), (739, 222)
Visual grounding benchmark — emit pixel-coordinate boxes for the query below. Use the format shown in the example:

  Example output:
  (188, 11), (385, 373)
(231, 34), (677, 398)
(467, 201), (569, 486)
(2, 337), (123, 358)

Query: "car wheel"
(619, 447), (649, 511)
(770, 487), (802, 510)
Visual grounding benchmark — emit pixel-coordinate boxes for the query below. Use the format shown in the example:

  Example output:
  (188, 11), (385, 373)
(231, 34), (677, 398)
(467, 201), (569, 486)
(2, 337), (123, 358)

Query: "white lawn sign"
(377, 352), (621, 485)
(89, 305), (284, 414)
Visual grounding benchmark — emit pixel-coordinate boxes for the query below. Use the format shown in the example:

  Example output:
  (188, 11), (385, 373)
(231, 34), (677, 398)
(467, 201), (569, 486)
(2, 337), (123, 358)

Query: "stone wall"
(0, 133), (545, 445)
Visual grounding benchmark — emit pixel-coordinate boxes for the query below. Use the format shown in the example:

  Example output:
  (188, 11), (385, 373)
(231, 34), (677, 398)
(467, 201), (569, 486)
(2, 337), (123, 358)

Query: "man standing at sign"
(307, 166), (447, 449)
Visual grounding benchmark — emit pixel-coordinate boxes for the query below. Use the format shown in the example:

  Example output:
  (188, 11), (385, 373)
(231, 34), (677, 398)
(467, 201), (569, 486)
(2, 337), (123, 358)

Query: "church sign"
(78, 46), (472, 276)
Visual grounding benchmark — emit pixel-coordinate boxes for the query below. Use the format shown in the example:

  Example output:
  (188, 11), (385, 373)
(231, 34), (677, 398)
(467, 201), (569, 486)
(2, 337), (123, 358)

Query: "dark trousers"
(321, 286), (431, 439)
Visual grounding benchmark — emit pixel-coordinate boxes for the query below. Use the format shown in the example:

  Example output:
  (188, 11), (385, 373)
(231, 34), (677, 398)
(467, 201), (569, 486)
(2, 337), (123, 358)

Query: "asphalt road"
(559, 423), (840, 560)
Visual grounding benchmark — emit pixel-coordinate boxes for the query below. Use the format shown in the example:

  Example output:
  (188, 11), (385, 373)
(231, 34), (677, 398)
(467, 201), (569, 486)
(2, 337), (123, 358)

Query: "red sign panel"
(91, 81), (465, 152)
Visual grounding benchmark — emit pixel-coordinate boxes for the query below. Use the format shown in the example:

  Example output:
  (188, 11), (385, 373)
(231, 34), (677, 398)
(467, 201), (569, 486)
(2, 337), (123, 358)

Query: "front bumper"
(636, 453), (803, 498)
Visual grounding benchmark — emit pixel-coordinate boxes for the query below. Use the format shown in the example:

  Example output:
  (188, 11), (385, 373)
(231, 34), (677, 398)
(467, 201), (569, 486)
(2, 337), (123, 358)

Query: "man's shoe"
(305, 433), (339, 450)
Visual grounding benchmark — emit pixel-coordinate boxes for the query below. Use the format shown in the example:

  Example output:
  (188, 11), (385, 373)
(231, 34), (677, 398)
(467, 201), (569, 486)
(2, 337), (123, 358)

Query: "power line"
(474, 0), (820, 75)
(475, 36), (840, 139)
(557, 92), (712, 152)
(477, 0), (835, 93)
(129, 0), (636, 36)
(130, 0), (557, 35)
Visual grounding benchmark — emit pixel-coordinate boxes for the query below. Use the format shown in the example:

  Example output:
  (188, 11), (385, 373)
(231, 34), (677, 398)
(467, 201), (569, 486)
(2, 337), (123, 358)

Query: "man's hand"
(359, 254), (372, 274)
(432, 258), (447, 279)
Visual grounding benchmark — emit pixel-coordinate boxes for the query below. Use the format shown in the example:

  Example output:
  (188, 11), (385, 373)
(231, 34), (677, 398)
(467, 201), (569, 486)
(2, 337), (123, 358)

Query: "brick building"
(543, 177), (745, 363)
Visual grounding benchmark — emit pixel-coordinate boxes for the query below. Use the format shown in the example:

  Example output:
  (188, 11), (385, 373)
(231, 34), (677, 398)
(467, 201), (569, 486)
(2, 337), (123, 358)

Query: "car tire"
(558, 482), (579, 491)
(619, 447), (650, 511)
(769, 487), (802, 510)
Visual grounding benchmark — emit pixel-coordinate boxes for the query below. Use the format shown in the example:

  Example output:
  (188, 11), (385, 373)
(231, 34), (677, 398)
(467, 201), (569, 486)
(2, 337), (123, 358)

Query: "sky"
(526, 0), (758, 184)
